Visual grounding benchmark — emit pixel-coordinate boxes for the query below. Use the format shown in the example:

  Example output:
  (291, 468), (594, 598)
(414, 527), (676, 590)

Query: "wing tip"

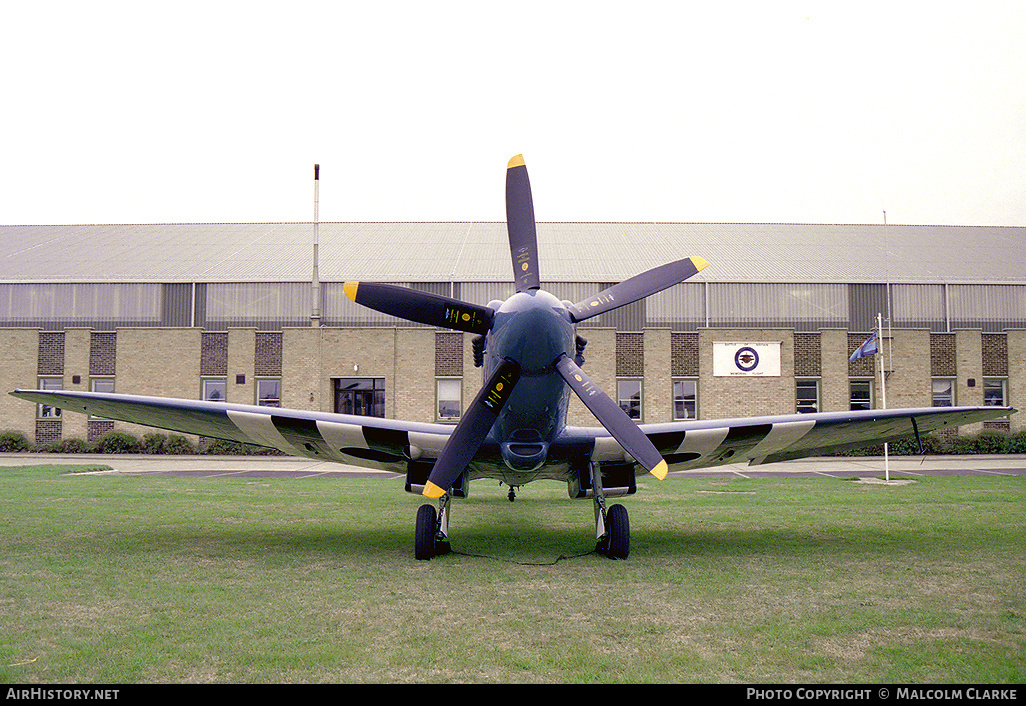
(507, 154), (525, 169)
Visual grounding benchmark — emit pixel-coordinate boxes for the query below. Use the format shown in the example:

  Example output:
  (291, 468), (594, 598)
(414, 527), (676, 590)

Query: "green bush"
(1004, 430), (1026, 453)
(886, 434), (945, 456)
(832, 430), (1025, 456)
(51, 437), (93, 454)
(163, 435), (197, 455)
(947, 431), (1009, 455)
(141, 433), (168, 454)
(94, 431), (140, 454)
(0, 430), (31, 452)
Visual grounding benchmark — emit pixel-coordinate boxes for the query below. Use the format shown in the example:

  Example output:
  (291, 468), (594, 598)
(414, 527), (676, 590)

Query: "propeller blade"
(554, 354), (668, 480)
(423, 358), (522, 498)
(567, 256), (709, 323)
(344, 281), (493, 334)
(505, 154), (541, 292)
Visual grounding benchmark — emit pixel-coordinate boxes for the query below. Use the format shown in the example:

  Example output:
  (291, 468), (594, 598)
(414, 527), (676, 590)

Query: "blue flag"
(849, 332), (879, 362)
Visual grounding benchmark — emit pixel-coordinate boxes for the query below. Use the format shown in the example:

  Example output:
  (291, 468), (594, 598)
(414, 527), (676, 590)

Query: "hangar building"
(1, 221), (1023, 445)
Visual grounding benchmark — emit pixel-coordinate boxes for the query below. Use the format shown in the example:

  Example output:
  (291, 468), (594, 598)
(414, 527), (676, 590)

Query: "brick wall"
(90, 332), (117, 376)
(254, 331), (282, 376)
(931, 333), (957, 377)
(200, 332), (228, 376)
(698, 329), (796, 419)
(1, 330), (41, 441)
(38, 332), (65, 376)
(671, 332), (699, 377)
(615, 332), (644, 377)
(794, 332), (821, 377)
(435, 332), (463, 376)
(0, 325), (1018, 441)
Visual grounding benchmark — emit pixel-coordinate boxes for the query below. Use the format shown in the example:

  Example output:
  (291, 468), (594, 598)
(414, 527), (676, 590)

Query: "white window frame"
(202, 377), (227, 403)
(796, 379), (820, 414)
(932, 378), (955, 407)
(849, 379), (873, 411)
(435, 378), (462, 422)
(617, 379), (643, 421)
(256, 377), (281, 407)
(37, 377), (63, 419)
(672, 379), (698, 420)
(983, 378), (1007, 407)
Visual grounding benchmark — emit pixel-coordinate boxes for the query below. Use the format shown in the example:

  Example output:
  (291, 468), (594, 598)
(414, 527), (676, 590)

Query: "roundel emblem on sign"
(734, 346), (760, 372)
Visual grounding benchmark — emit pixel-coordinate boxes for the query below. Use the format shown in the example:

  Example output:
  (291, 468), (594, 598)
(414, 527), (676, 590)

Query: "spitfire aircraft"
(12, 155), (1015, 560)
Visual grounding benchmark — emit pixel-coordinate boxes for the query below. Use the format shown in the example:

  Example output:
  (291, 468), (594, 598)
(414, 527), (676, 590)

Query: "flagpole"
(878, 312), (889, 482)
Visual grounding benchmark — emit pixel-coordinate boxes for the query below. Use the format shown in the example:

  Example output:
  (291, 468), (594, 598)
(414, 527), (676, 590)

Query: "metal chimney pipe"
(311, 164), (321, 326)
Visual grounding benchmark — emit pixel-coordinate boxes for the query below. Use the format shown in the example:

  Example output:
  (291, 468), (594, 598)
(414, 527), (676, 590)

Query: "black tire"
(606, 504), (630, 559)
(415, 504), (437, 560)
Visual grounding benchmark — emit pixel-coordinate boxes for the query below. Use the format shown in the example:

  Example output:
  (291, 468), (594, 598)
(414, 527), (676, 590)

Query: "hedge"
(0, 431), (282, 456)
(2, 428), (1026, 457)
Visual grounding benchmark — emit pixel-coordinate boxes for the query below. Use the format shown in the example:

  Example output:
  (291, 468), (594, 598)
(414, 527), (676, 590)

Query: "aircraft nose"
(500, 438), (549, 472)
(500, 301), (572, 373)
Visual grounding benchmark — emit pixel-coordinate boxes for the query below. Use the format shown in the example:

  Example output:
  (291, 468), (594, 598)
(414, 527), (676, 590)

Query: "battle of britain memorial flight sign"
(713, 342), (782, 377)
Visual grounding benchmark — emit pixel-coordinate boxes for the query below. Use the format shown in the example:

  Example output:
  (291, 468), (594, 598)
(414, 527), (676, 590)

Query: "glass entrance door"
(334, 378), (385, 417)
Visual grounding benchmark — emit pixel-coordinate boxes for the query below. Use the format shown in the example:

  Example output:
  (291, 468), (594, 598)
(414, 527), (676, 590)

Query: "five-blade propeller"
(345, 154), (707, 497)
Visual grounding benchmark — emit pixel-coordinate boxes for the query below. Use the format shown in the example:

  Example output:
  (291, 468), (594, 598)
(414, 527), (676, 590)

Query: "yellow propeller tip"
(691, 256), (710, 272)
(507, 154), (525, 169)
(650, 460), (668, 481)
(422, 481), (446, 499)
(343, 281), (359, 302)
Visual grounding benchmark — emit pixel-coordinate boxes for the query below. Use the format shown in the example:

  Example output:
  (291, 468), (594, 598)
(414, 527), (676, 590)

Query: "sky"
(3, 1), (1025, 227)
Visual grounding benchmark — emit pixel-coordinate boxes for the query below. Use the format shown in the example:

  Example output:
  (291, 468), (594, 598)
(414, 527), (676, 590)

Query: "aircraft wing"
(620, 406), (1016, 472)
(8, 389), (1016, 478)
(9, 389), (454, 473)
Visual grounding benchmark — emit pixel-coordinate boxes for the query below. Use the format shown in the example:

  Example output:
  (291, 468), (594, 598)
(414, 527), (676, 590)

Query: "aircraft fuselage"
(485, 289), (576, 471)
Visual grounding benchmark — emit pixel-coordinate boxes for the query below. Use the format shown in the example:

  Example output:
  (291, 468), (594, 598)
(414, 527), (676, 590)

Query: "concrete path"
(1, 452), (1024, 479)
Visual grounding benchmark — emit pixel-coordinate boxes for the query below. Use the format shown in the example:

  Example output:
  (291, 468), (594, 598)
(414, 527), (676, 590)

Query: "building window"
(202, 378), (227, 402)
(256, 378), (281, 407)
(436, 378), (462, 421)
(796, 379), (820, 414)
(89, 377), (115, 419)
(983, 378), (1007, 407)
(932, 379), (955, 407)
(617, 379), (642, 420)
(672, 379), (697, 420)
(334, 378), (385, 417)
(850, 379), (873, 411)
(37, 377), (62, 418)
(91, 377), (114, 395)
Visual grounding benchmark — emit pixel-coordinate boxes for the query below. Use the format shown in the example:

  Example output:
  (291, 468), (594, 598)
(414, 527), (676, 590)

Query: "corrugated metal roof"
(1, 222), (1023, 284)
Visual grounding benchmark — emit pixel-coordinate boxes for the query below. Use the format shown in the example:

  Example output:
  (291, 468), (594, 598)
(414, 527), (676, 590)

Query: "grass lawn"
(1, 465), (1023, 683)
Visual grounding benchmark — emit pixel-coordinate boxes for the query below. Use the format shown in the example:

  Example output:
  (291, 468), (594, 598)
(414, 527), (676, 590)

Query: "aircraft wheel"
(415, 504), (437, 560)
(606, 504), (630, 559)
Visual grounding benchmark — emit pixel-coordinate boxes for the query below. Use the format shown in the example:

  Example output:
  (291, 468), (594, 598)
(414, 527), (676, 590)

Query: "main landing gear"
(596, 502), (630, 559)
(413, 466), (632, 560)
(415, 494), (451, 560)
(592, 461), (630, 559)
